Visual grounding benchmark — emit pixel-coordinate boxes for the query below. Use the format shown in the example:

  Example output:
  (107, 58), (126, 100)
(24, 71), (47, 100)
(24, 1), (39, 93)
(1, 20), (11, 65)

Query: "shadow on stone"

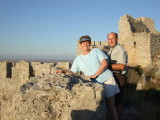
(20, 82), (35, 94)
(71, 100), (107, 120)
(7, 62), (13, 78)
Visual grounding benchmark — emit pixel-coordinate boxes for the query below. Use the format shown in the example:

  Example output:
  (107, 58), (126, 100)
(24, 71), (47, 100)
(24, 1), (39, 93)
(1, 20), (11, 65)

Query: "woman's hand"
(89, 74), (97, 79)
(56, 69), (75, 74)
(56, 69), (64, 74)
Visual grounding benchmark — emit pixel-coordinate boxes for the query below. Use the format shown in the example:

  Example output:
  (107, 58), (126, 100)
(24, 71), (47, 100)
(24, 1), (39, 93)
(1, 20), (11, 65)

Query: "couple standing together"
(56, 32), (127, 120)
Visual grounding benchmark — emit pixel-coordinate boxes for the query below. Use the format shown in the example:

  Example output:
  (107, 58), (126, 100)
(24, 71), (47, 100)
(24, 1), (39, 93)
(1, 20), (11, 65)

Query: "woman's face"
(80, 41), (91, 51)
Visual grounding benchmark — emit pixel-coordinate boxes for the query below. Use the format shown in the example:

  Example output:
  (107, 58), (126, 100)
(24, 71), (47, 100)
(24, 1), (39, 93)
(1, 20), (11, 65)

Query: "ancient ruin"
(0, 60), (107, 120)
(0, 73), (106, 120)
(0, 61), (71, 81)
(1, 14), (160, 120)
(76, 15), (160, 68)
(119, 15), (160, 67)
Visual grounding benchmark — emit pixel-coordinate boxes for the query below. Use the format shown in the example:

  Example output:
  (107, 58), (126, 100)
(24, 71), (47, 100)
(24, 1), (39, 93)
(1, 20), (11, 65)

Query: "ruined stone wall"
(12, 60), (30, 83)
(119, 32), (151, 66)
(31, 62), (54, 76)
(136, 17), (158, 33)
(0, 60), (72, 119)
(0, 61), (31, 109)
(0, 61), (12, 80)
(57, 62), (71, 70)
(0, 61), (71, 81)
(119, 14), (160, 67)
(150, 33), (160, 57)
(0, 74), (106, 120)
(0, 60), (106, 120)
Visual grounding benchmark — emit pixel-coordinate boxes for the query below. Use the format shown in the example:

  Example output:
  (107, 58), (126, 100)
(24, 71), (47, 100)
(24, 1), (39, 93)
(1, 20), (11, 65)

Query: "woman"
(56, 35), (119, 120)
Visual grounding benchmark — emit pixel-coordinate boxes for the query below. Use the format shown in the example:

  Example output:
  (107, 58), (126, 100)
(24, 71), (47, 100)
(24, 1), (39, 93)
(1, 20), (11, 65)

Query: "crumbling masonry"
(76, 15), (160, 68)
(0, 61), (71, 83)
(119, 15), (160, 67)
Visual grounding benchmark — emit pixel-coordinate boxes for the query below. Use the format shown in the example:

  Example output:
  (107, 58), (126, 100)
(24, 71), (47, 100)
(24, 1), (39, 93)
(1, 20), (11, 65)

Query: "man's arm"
(110, 64), (126, 70)
(110, 47), (127, 71)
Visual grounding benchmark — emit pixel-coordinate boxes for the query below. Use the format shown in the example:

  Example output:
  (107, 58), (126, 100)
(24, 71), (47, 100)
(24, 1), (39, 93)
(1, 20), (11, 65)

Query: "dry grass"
(123, 82), (160, 120)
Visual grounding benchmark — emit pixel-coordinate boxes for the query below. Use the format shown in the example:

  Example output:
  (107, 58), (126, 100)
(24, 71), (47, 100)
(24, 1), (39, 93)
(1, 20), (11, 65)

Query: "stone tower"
(119, 14), (160, 67)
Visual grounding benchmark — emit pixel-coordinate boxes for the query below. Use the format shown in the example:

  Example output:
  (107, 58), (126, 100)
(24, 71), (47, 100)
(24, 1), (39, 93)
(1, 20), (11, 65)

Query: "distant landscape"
(0, 56), (74, 63)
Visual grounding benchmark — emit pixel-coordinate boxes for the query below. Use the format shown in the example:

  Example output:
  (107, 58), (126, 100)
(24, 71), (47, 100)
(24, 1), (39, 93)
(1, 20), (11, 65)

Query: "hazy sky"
(0, 0), (159, 61)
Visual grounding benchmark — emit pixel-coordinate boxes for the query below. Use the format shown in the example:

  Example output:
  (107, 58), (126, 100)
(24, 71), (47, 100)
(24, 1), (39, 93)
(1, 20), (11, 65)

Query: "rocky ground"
(1, 64), (159, 120)
(0, 74), (106, 120)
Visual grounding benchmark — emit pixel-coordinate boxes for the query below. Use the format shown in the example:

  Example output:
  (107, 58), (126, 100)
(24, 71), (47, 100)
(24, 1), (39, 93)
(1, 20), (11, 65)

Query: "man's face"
(108, 33), (118, 47)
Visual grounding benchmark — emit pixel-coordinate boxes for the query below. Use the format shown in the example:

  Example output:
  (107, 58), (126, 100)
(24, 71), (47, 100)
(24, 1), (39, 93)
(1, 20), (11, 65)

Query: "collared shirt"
(108, 44), (127, 74)
(71, 48), (113, 83)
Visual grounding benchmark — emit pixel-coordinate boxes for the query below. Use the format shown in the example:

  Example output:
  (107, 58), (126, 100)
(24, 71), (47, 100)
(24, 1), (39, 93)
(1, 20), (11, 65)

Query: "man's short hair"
(108, 32), (118, 39)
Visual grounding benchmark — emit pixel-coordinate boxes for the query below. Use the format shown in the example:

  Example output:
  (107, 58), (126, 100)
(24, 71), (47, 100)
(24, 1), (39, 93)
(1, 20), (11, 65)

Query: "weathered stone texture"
(0, 60), (71, 80)
(12, 60), (30, 82)
(31, 62), (54, 76)
(91, 41), (95, 45)
(136, 17), (158, 33)
(95, 41), (101, 45)
(57, 62), (71, 70)
(150, 33), (160, 57)
(1, 74), (106, 120)
(101, 41), (108, 46)
(0, 61), (12, 79)
(119, 14), (160, 67)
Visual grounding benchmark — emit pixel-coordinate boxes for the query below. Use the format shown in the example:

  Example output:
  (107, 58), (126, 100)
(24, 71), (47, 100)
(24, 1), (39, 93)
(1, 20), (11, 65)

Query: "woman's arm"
(89, 59), (108, 78)
(56, 69), (75, 74)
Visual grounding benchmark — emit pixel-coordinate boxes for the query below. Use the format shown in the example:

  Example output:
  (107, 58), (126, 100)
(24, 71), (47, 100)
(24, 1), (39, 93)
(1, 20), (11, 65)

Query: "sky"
(0, 0), (159, 61)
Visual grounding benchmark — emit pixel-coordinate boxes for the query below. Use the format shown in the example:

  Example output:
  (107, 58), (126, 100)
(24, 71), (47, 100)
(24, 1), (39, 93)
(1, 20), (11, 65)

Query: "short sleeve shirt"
(108, 44), (127, 74)
(71, 48), (113, 83)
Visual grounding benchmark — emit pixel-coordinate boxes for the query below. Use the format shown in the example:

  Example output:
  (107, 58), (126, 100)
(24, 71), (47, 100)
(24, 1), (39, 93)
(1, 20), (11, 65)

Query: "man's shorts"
(103, 77), (120, 98)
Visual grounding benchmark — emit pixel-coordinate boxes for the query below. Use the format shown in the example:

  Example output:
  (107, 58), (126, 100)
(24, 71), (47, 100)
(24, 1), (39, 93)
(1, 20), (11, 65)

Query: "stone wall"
(31, 62), (54, 76)
(57, 62), (71, 70)
(150, 33), (160, 57)
(0, 60), (72, 118)
(0, 61), (12, 79)
(0, 61), (71, 81)
(119, 14), (160, 67)
(0, 61), (106, 120)
(0, 74), (106, 120)
(12, 60), (30, 83)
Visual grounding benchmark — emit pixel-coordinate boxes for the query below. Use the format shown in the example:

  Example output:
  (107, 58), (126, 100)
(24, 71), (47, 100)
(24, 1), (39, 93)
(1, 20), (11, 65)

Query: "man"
(107, 32), (127, 120)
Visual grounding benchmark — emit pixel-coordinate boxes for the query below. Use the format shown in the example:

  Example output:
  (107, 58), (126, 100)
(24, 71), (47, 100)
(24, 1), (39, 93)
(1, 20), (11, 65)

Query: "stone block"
(101, 41), (108, 46)
(57, 62), (71, 70)
(0, 61), (13, 79)
(91, 41), (95, 46)
(95, 41), (101, 45)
